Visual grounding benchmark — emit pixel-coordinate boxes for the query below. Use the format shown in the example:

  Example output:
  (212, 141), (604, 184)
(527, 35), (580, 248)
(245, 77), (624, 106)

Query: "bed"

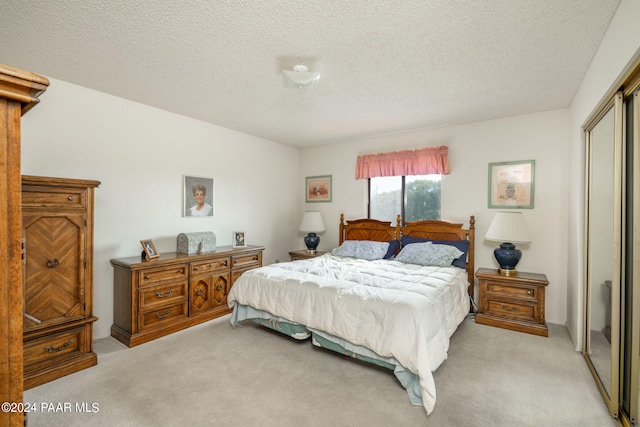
(228, 214), (475, 414)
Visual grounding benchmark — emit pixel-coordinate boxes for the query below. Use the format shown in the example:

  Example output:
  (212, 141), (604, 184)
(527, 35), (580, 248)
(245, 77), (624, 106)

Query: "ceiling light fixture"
(282, 64), (321, 89)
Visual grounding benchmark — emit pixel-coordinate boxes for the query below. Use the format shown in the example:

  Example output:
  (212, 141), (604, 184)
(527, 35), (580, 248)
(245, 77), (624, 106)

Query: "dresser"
(475, 268), (549, 337)
(22, 175), (101, 389)
(111, 245), (264, 347)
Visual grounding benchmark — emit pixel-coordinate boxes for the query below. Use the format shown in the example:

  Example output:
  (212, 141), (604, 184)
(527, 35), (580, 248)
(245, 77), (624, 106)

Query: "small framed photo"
(488, 160), (535, 209)
(184, 175), (214, 217)
(232, 231), (246, 248)
(305, 175), (332, 203)
(140, 239), (160, 259)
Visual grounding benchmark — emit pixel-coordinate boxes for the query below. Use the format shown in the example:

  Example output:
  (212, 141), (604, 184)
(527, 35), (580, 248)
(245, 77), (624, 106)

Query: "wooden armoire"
(22, 176), (100, 389)
(0, 65), (49, 427)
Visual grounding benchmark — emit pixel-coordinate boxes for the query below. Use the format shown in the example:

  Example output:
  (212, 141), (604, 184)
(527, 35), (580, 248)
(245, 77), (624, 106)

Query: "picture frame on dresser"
(140, 239), (159, 259)
(233, 231), (246, 248)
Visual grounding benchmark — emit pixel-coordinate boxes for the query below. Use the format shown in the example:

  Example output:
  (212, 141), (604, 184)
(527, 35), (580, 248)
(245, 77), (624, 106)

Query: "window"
(369, 175), (441, 224)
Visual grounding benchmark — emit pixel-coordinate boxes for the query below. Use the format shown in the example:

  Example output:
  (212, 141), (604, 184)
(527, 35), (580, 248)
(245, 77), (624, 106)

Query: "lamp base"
(498, 268), (519, 276)
(304, 233), (320, 252)
(494, 242), (522, 276)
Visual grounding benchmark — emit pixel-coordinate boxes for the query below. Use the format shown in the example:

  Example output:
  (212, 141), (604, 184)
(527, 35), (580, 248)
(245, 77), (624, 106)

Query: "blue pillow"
(395, 242), (464, 267)
(331, 240), (390, 260)
(384, 240), (400, 259)
(400, 236), (469, 269)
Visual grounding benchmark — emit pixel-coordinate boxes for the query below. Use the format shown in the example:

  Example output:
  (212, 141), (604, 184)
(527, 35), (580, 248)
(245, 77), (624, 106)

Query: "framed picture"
(305, 175), (332, 203)
(488, 160), (535, 209)
(232, 231), (246, 248)
(184, 175), (214, 217)
(140, 239), (159, 259)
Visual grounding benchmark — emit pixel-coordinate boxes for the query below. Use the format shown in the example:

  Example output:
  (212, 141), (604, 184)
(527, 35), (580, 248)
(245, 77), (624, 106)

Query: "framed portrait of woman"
(183, 175), (214, 217)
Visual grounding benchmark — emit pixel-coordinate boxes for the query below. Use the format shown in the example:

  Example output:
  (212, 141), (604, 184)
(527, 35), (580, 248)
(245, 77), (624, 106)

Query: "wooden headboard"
(339, 214), (476, 296)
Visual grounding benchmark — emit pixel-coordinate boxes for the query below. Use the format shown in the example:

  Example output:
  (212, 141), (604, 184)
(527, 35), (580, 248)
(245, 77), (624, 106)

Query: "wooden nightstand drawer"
(484, 299), (537, 322)
(475, 268), (549, 337)
(483, 281), (537, 300)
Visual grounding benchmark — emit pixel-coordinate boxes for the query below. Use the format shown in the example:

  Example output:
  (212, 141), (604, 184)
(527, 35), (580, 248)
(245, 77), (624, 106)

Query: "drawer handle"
(67, 196), (75, 201)
(144, 275), (151, 280)
(223, 261), (228, 266)
(156, 309), (173, 319)
(47, 258), (60, 268)
(233, 260), (238, 265)
(527, 290), (533, 296)
(44, 339), (73, 353)
(195, 289), (204, 296)
(489, 285), (494, 291)
(193, 267), (199, 271)
(179, 268), (185, 274)
(216, 284), (223, 292)
(500, 304), (519, 312)
(156, 289), (174, 298)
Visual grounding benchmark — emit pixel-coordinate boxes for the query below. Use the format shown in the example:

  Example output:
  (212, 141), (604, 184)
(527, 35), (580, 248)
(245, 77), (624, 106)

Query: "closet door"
(583, 92), (623, 418)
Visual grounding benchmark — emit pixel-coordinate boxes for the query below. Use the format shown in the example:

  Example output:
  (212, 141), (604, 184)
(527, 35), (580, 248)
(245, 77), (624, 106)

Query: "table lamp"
(485, 211), (531, 276)
(299, 211), (325, 253)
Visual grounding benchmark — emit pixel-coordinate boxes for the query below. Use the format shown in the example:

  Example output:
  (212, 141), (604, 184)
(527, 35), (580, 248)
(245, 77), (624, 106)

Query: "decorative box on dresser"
(475, 268), (549, 337)
(111, 245), (264, 347)
(22, 175), (101, 389)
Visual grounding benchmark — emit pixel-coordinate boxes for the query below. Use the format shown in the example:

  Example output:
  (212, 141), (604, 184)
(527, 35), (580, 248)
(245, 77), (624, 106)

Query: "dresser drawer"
(22, 187), (87, 208)
(139, 302), (188, 331)
(139, 281), (188, 309)
(232, 252), (261, 270)
(483, 281), (537, 300)
(190, 257), (230, 276)
(485, 299), (537, 323)
(24, 327), (85, 369)
(139, 264), (188, 287)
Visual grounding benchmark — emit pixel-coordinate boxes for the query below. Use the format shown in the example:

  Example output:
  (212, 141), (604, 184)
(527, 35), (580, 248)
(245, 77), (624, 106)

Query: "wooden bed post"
(339, 213), (345, 244)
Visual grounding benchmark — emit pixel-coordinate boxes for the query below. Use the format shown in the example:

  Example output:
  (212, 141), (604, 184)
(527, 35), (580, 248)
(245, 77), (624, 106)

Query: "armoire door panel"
(23, 213), (86, 328)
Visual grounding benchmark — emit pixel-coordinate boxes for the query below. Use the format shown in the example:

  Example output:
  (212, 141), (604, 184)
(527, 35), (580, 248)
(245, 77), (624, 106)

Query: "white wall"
(565, 0), (640, 348)
(21, 79), (300, 339)
(299, 109), (570, 325)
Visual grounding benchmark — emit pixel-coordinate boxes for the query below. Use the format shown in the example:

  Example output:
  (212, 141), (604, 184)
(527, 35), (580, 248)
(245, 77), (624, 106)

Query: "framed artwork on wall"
(305, 175), (332, 203)
(183, 175), (214, 217)
(233, 231), (246, 248)
(488, 160), (535, 209)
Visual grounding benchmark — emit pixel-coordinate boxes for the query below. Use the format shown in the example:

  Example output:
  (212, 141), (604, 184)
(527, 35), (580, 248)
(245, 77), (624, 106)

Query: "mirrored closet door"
(584, 92), (623, 419)
(583, 66), (640, 426)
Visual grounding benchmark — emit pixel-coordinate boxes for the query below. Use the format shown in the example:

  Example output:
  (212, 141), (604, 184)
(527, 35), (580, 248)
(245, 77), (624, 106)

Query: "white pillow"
(395, 241), (463, 266)
(331, 240), (390, 260)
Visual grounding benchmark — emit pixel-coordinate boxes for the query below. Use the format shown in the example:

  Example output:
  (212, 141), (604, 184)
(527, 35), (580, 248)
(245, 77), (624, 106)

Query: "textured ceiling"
(1, 1), (621, 148)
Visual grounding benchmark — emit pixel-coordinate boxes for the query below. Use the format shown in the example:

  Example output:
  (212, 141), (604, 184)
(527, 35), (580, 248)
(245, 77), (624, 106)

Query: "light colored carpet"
(24, 315), (616, 427)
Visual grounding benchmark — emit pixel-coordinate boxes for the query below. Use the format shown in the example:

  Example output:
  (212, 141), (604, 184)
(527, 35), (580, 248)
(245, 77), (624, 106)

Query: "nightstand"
(475, 268), (549, 337)
(289, 250), (327, 261)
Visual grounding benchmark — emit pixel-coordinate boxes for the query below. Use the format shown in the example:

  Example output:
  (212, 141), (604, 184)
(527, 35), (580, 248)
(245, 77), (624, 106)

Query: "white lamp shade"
(299, 211), (326, 233)
(485, 211), (531, 243)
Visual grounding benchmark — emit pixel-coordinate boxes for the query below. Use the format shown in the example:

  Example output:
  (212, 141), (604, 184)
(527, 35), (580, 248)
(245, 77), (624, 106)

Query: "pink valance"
(355, 146), (450, 179)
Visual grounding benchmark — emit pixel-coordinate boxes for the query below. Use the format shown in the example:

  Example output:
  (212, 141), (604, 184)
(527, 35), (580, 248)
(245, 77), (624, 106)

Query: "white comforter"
(227, 253), (470, 414)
